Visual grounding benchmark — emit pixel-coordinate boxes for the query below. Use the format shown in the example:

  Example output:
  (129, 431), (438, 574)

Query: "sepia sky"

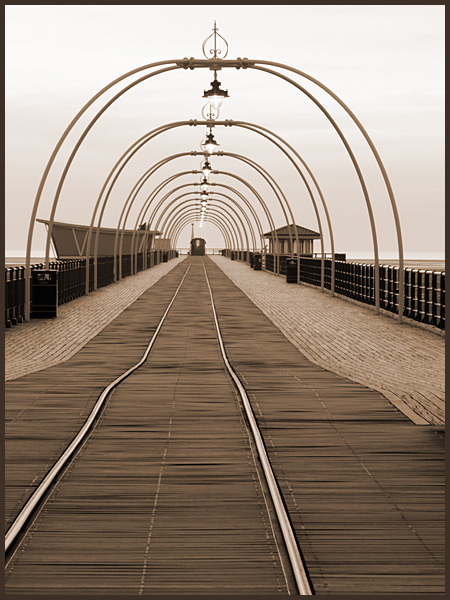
(5, 4), (445, 258)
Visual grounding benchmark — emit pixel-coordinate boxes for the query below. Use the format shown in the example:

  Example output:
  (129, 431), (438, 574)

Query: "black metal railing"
(5, 250), (177, 327)
(257, 255), (445, 331)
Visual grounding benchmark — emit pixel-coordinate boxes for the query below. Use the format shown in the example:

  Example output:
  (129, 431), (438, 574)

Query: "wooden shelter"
(263, 224), (320, 255)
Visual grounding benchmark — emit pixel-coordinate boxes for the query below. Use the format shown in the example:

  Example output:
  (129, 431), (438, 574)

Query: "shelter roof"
(263, 224), (320, 239)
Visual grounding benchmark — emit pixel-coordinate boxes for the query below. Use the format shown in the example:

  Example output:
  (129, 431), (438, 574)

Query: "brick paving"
(209, 256), (445, 426)
(5, 255), (445, 426)
(5, 258), (186, 382)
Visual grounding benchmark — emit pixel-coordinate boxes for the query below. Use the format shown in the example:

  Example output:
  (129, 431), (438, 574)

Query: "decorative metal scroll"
(202, 21), (229, 60)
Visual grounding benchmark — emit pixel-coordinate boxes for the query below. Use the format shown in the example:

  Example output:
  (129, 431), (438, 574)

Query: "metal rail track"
(5, 258), (312, 595)
(202, 260), (312, 595)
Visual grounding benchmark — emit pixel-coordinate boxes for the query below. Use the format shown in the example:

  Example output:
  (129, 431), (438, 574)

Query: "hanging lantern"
(203, 74), (229, 111)
(201, 129), (219, 155)
(200, 176), (209, 193)
(201, 158), (212, 178)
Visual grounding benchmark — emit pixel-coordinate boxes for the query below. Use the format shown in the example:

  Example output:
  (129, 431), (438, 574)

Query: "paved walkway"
(5, 258), (186, 381)
(5, 255), (445, 425)
(210, 257), (444, 426)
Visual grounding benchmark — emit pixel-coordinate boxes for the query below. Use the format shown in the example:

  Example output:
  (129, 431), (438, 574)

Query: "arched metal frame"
(121, 152), (281, 275)
(149, 192), (256, 260)
(138, 180), (263, 270)
(172, 213), (236, 256)
(133, 170), (280, 276)
(171, 210), (236, 255)
(88, 123), (333, 290)
(24, 56), (404, 322)
(154, 197), (249, 261)
(161, 201), (246, 259)
(173, 212), (233, 252)
(165, 197), (251, 258)
(172, 215), (231, 252)
(111, 148), (298, 281)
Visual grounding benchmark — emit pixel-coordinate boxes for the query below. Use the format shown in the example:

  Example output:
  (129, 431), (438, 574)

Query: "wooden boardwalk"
(5, 257), (445, 595)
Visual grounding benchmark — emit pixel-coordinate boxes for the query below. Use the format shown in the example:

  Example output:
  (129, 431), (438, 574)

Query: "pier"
(5, 10), (444, 595)
(5, 255), (445, 595)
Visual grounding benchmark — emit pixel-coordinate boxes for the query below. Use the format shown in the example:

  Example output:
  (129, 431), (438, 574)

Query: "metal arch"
(123, 180), (191, 277)
(208, 199), (250, 260)
(136, 180), (262, 270)
(211, 153), (298, 275)
(176, 58), (403, 321)
(214, 152), (302, 284)
(93, 128), (329, 290)
(93, 140), (189, 289)
(170, 211), (236, 255)
(24, 60), (183, 321)
(167, 207), (239, 251)
(172, 218), (228, 252)
(129, 170), (279, 278)
(43, 66), (182, 267)
(155, 196), (251, 261)
(126, 175), (191, 276)
(140, 171), (277, 270)
(225, 122), (333, 292)
(213, 171), (284, 273)
(172, 213), (235, 256)
(145, 185), (258, 252)
(26, 55), (402, 320)
(244, 66), (381, 313)
(99, 137), (324, 289)
(172, 215), (231, 253)
(83, 129), (328, 291)
(209, 187), (263, 249)
(137, 183), (264, 270)
(247, 59), (404, 320)
(113, 149), (290, 279)
(142, 171), (280, 275)
(162, 202), (245, 259)
(113, 155), (268, 280)
(24, 59), (183, 319)
(140, 192), (251, 268)
(147, 191), (256, 259)
(87, 133), (327, 287)
(210, 183), (268, 250)
(209, 193), (257, 251)
(166, 206), (241, 259)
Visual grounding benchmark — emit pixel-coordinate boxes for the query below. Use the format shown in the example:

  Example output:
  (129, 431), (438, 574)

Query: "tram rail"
(5, 257), (312, 595)
(5, 264), (193, 557)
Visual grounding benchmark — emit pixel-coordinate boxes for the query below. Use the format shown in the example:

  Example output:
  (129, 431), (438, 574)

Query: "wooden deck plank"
(5, 259), (291, 595)
(5, 256), (445, 595)
(205, 258), (445, 595)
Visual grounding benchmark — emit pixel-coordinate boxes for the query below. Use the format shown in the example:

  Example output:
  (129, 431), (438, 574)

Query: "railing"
(220, 249), (251, 262)
(178, 247), (224, 255)
(5, 250), (178, 327)
(261, 255), (445, 331)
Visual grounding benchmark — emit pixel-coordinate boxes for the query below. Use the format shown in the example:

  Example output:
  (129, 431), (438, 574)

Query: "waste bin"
(286, 258), (298, 283)
(253, 253), (262, 271)
(31, 270), (58, 318)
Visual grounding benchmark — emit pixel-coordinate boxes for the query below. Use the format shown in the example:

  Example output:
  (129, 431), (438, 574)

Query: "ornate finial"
(202, 21), (229, 60)
(201, 103), (219, 121)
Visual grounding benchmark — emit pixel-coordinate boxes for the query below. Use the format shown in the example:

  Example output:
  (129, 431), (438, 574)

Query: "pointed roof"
(263, 224), (320, 239)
